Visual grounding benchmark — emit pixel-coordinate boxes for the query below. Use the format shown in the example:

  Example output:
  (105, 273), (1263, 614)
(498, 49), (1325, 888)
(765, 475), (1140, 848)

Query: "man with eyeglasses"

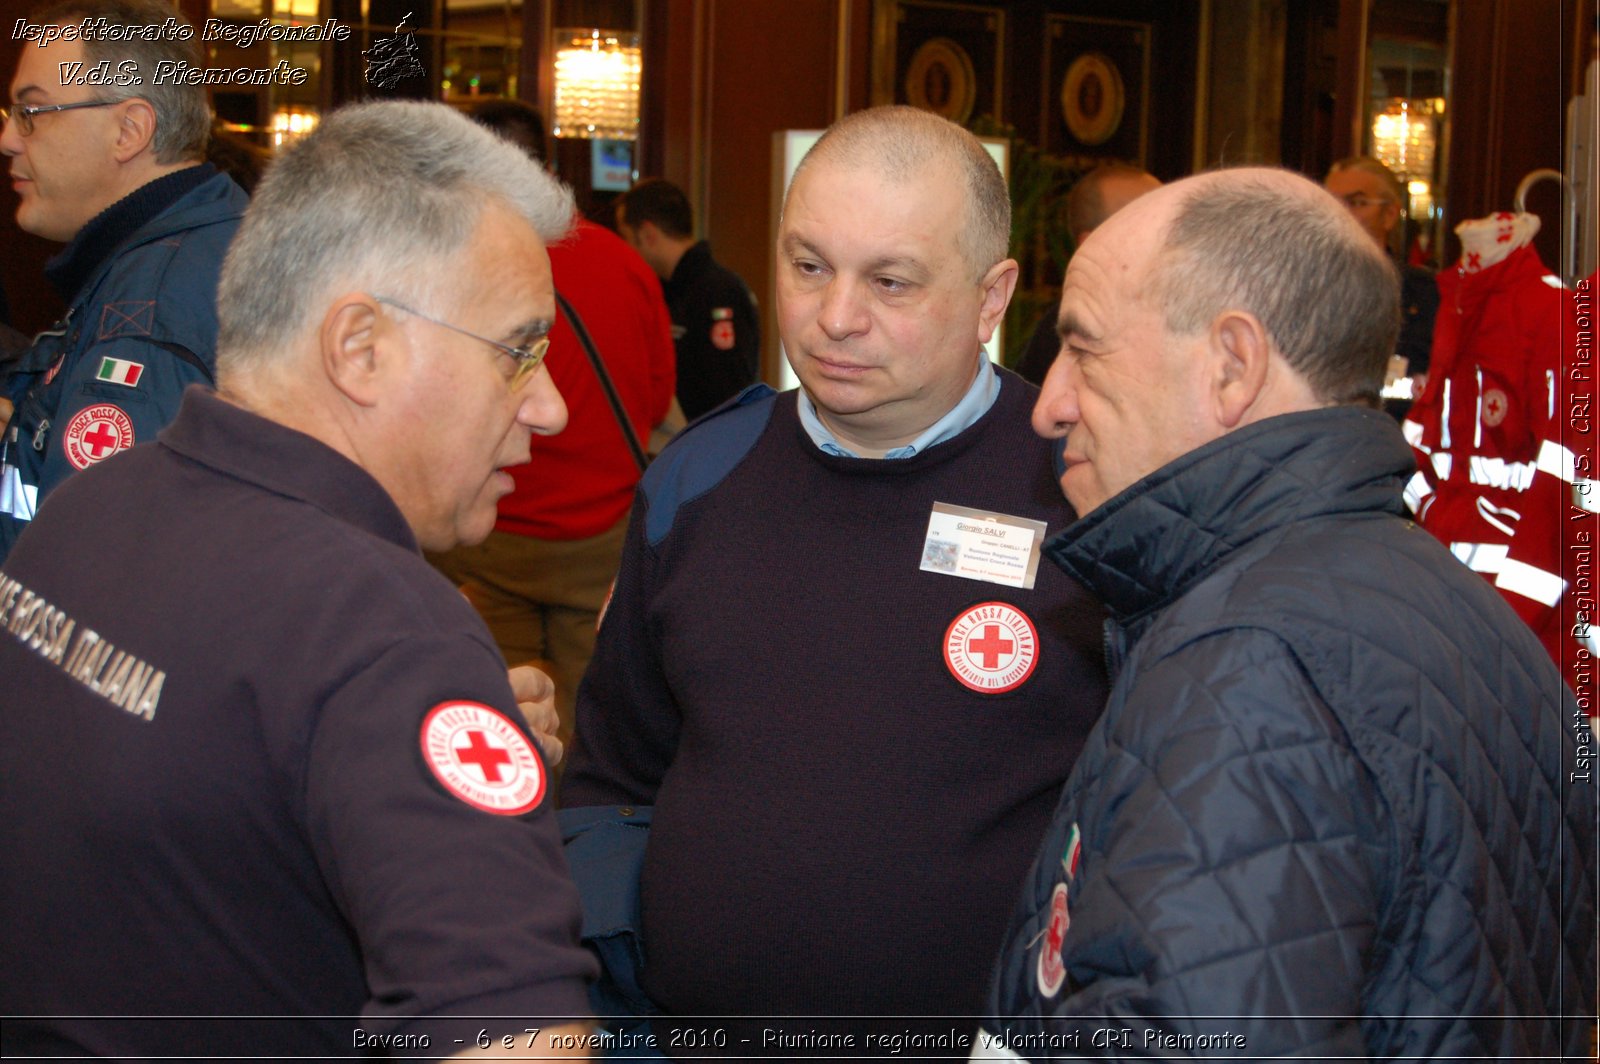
(1324, 155), (1438, 406)
(1, 102), (598, 1058)
(0, 0), (249, 562)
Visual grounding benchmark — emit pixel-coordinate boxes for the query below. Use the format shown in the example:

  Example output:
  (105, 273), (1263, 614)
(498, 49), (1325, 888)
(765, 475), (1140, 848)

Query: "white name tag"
(920, 502), (1048, 589)
(1, 463), (38, 522)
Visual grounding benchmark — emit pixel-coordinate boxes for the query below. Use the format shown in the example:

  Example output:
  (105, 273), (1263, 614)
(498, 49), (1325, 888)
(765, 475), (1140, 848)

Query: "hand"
(0, 397), (12, 426)
(507, 664), (563, 766)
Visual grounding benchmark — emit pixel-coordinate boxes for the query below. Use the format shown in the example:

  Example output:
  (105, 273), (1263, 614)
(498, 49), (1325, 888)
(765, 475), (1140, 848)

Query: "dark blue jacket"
(1, 171), (247, 561)
(982, 407), (1596, 1060)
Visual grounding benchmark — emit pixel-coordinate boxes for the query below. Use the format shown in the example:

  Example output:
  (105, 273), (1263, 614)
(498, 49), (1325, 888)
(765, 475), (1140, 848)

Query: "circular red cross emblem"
(63, 404), (135, 470)
(1036, 882), (1070, 998)
(943, 601), (1039, 694)
(420, 701), (545, 816)
(1482, 387), (1509, 428)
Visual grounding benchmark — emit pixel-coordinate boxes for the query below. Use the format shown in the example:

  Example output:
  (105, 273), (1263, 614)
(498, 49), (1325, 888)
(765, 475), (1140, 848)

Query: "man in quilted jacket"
(977, 167), (1596, 1060)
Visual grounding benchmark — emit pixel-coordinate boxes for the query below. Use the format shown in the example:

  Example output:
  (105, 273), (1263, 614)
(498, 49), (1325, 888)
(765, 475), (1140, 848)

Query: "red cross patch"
(710, 317), (736, 351)
(62, 404), (135, 470)
(1036, 881), (1070, 998)
(1482, 387), (1509, 428)
(943, 601), (1039, 694)
(420, 701), (546, 815)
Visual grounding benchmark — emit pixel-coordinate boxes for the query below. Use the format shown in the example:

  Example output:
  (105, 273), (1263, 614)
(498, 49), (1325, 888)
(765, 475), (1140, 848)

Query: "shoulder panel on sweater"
(640, 383), (776, 546)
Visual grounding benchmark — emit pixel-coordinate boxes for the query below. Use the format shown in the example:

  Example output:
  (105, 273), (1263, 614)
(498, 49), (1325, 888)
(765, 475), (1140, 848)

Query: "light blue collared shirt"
(797, 355), (1000, 459)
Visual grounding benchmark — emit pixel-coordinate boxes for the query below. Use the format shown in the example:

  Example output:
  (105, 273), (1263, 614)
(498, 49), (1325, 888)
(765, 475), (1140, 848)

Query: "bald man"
(977, 167), (1593, 1060)
(1012, 163), (1161, 385)
(564, 106), (1107, 1039)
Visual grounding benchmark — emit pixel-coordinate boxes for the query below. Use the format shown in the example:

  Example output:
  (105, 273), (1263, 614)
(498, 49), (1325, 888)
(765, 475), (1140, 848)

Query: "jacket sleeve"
(31, 334), (211, 502)
(558, 805), (656, 1019)
(988, 627), (1390, 1059)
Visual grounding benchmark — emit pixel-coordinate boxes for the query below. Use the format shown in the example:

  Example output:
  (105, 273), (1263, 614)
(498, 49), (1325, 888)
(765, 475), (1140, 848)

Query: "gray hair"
(1152, 169), (1399, 405)
(32, 0), (210, 163)
(217, 101), (575, 371)
(791, 105), (1010, 280)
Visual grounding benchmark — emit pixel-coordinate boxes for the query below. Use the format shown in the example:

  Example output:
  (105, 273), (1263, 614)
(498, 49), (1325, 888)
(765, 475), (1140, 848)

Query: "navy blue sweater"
(565, 372), (1108, 1034)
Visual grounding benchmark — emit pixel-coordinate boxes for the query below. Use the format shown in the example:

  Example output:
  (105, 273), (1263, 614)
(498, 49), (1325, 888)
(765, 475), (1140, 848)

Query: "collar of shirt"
(797, 355), (999, 459)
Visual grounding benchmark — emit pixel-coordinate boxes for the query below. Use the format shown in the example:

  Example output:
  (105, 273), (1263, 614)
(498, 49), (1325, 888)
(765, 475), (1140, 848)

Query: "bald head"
(788, 105), (1009, 280)
(1066, 163), (1161, 246)
(1035, 167), (1398, 515)
(1134, 167), (1399, 405)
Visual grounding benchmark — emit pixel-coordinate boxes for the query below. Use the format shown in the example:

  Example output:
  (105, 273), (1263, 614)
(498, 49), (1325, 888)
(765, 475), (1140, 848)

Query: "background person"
(430, 98), (676, 784)
(1325, 154), (1438, 403)
(1012, 162), (1161, 385)
(0, 0), (248, 561)
(616, 176), (760, 419)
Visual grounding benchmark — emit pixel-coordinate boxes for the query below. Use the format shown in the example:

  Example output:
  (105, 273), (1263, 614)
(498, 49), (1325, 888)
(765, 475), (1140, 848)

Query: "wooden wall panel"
(641, 0), (845, 382)
(1445, 0), (1566, 269)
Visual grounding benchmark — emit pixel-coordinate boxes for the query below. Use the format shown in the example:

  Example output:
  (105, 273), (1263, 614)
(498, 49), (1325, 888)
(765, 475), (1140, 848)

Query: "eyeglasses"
(375, 296), (552, 391)
(2, 99), (121, 136)
(1339, 193), (1394, 211)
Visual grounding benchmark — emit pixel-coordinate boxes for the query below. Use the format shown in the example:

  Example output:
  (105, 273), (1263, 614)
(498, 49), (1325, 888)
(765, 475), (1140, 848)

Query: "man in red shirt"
(432, 100), (675, 779)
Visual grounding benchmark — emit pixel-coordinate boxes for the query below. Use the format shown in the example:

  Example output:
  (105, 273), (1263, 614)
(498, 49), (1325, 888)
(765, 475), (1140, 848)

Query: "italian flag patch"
(96, 357), (144, 387)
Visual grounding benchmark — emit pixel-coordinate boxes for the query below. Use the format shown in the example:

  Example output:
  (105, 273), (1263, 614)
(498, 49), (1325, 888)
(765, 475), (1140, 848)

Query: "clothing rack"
(1513, 168), (1574, 283)
(1512, 47), (1598, 285)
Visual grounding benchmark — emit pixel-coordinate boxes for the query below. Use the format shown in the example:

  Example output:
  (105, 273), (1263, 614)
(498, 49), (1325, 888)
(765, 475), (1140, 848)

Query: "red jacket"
(1493, 273), (1598, 686)
(1403, 242), (1566, 576)
(496, 220), (675, 540)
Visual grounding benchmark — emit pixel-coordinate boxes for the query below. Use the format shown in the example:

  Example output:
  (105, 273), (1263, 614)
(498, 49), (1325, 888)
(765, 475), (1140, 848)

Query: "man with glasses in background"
(1, 101), (597, 1058)
(1324, 155), (1438, 407)
(0, 0), (248, 562)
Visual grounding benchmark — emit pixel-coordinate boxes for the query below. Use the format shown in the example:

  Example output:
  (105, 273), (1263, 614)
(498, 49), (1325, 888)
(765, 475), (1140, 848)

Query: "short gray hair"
(32, 0), (210, 164)
(791, 105), (1009, 280)
(217, 101), (575, 370)
(1152, 169), (1399, 405)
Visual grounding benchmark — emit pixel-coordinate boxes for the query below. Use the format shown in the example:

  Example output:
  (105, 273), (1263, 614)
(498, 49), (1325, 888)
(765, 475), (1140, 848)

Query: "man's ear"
(110, 99), (158, 163)
(1209, 310), (1272, 428)
(977, 258), (1021, 343)
(319, 295), (388, 407)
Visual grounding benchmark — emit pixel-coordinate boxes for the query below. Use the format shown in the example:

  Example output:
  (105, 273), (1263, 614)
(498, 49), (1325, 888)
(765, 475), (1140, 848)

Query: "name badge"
(920, 502), (1048, 589)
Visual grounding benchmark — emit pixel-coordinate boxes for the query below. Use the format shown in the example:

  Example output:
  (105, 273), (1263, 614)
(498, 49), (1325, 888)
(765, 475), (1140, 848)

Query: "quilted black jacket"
(981, 406), (1596, 1060)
